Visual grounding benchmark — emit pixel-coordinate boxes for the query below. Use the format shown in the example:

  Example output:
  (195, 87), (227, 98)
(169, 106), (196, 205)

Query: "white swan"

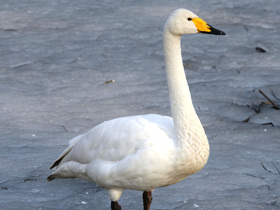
(48, 8), (225, 210)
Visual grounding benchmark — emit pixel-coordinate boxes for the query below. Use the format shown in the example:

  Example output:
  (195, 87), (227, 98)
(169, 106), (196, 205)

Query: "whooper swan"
(48, 8), (225, 210)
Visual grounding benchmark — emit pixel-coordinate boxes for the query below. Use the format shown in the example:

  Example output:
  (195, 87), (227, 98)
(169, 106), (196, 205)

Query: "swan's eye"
(187, 18), (192, 21)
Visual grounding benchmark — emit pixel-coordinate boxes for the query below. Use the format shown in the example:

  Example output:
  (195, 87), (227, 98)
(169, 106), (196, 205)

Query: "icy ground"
(0, 0), (280, 209)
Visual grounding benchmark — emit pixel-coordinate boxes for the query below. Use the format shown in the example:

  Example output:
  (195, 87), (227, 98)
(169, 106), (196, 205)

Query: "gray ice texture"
(0, 0), (280, 209)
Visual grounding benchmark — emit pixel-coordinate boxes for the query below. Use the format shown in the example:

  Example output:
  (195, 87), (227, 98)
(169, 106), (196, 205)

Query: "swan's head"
(165, 9), (226, 36)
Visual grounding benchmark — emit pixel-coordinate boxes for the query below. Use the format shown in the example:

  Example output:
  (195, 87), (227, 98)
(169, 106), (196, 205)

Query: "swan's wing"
(51, 114), (175, 168)
(48, 114), (176, 185)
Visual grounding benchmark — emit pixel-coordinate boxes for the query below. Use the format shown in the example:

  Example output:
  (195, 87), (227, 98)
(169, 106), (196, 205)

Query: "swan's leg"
(111, 201), (121, 210)
(107, 188), (123, 210)
(143, 191), (152, 210)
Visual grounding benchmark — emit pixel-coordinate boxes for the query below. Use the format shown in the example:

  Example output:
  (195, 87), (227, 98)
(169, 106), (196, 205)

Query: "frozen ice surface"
(0, 0), (280, 209)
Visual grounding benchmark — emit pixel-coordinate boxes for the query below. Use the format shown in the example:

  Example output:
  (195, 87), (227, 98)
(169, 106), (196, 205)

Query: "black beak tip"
(206, 24), (226, 35)
(212, 27), (226, 35)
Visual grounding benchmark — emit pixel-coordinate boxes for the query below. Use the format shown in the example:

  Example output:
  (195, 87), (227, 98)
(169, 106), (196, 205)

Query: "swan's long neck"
(163, 28), (208, 157)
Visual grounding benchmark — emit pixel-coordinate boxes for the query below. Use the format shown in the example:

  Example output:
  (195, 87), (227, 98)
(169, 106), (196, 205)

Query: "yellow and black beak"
(192, 17), (226, 35)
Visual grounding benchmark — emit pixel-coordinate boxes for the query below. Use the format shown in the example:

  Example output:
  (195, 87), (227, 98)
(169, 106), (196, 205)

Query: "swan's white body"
(48, 8), (225, 206)
(50, 113), (208, 200)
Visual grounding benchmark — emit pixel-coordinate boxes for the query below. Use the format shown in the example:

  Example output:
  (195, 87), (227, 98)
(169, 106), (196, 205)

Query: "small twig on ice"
(243, 173), (265, 179)
(62, 125), (69, 132)
(256, 47), (266, 53)
(105, 79), (115, 84)
(261, 162), (273, 174)
(258, 89), (279, 110)
(261, 162), (280, 175)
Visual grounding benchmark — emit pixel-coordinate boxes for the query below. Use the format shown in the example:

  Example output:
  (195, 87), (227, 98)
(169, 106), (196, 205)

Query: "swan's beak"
(192, 17), (226, 35)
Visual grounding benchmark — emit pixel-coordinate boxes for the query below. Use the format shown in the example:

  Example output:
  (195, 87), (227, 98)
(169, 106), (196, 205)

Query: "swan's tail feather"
(47, 174), (56, 181)
(47, 161), (88, 182)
